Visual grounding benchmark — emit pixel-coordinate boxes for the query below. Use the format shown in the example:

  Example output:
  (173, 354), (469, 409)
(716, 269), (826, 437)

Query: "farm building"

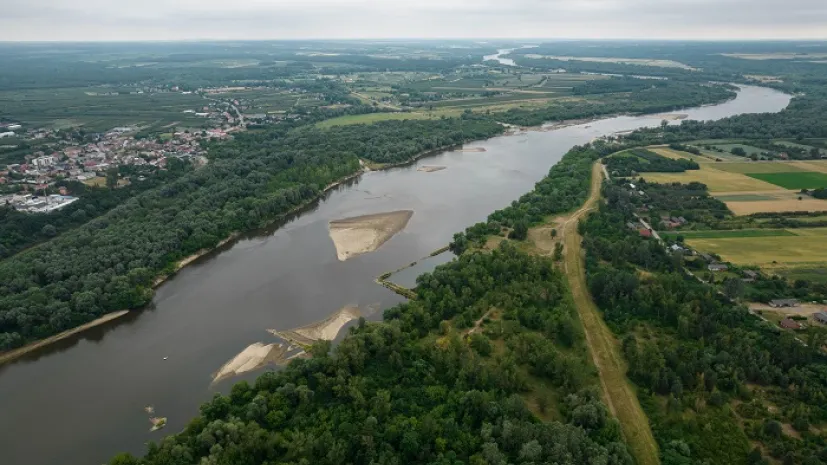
(639, 228), (653, 238)
(815, 311), (827, 325)
(769, 299), (800, 308)
(708, 263), (729, 272)
(780, 318), (802, 330)
(743, 270), (759, 279)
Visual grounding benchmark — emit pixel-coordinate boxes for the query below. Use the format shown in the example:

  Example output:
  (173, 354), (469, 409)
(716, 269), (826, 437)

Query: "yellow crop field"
(685, 229), (827, 266)
(640, 166), (782, 193)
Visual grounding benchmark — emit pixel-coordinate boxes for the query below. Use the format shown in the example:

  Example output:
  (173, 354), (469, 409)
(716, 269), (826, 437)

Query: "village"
(0, 90), (252, 213)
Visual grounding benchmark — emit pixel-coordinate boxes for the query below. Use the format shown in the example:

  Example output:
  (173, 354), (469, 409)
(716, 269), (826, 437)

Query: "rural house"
(815, 311), (827, 325)
(708, 263), (729, 272)
(780, 318), (802, 330)
(769, 299), (799, 308)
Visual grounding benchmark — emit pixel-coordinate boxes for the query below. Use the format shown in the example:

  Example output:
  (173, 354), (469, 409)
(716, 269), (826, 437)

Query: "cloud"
(1, 0), (826, 41)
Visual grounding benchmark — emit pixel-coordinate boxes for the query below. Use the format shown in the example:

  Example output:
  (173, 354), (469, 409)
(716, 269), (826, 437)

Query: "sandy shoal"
(212, 342), (286, 383)
(418, 165), (447, 173)
(329, 210), (413, 261)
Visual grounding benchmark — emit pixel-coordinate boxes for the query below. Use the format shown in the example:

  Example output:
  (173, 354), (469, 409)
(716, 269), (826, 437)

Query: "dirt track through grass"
(557, 162), (660, 465)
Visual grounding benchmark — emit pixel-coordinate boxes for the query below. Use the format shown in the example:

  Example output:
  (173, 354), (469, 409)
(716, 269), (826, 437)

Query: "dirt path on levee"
(528, 161), (660, 465)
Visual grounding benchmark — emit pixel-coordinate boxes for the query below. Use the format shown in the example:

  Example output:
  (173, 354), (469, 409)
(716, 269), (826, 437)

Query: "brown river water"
(0, 85), (790, 465)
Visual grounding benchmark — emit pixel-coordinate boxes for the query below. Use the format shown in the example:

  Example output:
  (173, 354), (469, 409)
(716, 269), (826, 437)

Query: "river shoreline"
(0, 85), (754, 367)
(0, 142), (477, 366)
(0, 310), (131, 365)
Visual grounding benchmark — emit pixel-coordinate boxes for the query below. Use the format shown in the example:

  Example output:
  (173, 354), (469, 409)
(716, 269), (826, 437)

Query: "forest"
(109, 244), (633, 465)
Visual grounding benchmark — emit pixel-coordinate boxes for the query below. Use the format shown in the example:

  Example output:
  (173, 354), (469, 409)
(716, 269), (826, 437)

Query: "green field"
(0, 87), (208, 131)
(316, 112), (434, 128)
(747, 172), (827, 189)
(714, 193), (777, 201)
(661, 229), (797, 239)
(684, 228), (827, 266)
(713, 162), (807, 174)
(711, 143), (765, 156)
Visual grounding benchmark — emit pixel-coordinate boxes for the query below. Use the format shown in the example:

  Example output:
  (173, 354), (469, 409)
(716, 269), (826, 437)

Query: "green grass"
(712, 143), (765, 156)
(316, 112), (434, 128)
(713, 162), (807, 174)
(714, 194), (777, 201)
(661, 229), (797, 240)
(747, 172), (827, 189)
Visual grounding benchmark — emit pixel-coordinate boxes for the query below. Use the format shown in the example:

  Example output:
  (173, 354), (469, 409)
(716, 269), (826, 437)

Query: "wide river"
(0, 85), (790, 465)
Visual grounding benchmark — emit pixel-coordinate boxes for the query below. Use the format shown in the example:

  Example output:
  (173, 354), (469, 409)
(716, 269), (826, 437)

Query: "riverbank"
(0, 145), (466, 365)
(0, 310), (130, 366)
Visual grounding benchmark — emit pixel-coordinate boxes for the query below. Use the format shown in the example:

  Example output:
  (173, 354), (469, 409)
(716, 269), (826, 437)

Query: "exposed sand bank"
(269, 305), (363, 347)
(656, 113), (689, 121)
(212, 342), (289, 383)
(329, 210), (413, 261)
(0, 310), (131, 366)
(457, 147), (487, 153)
(418, 165), (447, 173)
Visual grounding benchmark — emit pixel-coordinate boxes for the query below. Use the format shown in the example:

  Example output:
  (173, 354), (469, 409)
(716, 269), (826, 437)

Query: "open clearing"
(725, 196), (827, 215)
(747, 172), (827, 189)
(650, 147), (720, 164)
(524, 54), (695, 70)
(684, 228), (827, 266)
(329, 210), (413, 261)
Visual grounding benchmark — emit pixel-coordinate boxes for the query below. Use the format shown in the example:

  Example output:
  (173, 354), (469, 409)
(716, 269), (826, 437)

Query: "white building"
(0, 132), (15, 138)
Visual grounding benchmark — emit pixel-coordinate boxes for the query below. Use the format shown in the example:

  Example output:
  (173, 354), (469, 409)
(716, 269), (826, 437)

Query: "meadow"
(684, 228), (827, 266)
(639, 166), (781, 192)
(747, 171), (827, 189)
(661, 229), (797, 239)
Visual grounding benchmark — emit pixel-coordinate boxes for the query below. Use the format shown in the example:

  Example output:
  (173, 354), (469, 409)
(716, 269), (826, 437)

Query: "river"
(0, 85), (790, 465)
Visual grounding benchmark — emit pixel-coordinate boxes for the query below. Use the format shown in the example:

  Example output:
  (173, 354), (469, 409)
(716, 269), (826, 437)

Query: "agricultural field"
(639, 166), (782, 192)
(709, 143), (765, 156)
(523, 55), (697, 70)
(660, 229), (796, 240)
(682, 227), (827, 267)
(747, 172), (827, 189)
(0, 87), (209, 132)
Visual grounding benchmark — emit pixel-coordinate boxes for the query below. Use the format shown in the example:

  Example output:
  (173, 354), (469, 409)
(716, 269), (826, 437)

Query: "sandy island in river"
(329, 210), (413, 261)
(269, 305), (363, 347)
(212, 342), (290, 384)
(418, 165), (447, 173)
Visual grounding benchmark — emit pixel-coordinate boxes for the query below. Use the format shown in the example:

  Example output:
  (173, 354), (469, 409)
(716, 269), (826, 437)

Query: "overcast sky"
(2, 0), (826, 41)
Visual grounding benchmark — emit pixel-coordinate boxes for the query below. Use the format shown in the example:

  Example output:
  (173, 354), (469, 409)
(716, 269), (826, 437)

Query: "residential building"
(780, 318), (802, 330)
(708, 263), (729, 272)
(815, 311), (827, 325)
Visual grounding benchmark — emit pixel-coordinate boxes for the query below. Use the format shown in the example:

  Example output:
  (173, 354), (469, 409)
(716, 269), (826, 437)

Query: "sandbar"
(329, 210), (413, 261)
(417, 165), (447, 173)
(269, 305), (362, 346)
(212, 342), (287, 383)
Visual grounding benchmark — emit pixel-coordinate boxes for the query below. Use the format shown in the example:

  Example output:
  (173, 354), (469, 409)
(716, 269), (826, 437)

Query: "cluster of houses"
(0, 128), (219, 200)
(0, 193), (79, 213)
(660, 215), (688, 230)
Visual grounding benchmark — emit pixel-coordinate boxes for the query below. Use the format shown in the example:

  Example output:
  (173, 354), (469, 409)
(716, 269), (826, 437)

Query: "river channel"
(0, 85), (790, 465)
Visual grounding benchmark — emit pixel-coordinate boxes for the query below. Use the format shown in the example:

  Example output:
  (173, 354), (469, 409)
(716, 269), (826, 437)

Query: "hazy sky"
(2, 0), (826, 41)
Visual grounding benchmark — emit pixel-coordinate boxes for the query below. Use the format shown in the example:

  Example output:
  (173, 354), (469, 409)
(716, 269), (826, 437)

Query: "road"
(561, 162), (661, 465)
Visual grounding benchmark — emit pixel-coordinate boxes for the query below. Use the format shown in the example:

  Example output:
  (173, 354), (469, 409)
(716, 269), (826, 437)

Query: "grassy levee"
(563, 162), (660, 465)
